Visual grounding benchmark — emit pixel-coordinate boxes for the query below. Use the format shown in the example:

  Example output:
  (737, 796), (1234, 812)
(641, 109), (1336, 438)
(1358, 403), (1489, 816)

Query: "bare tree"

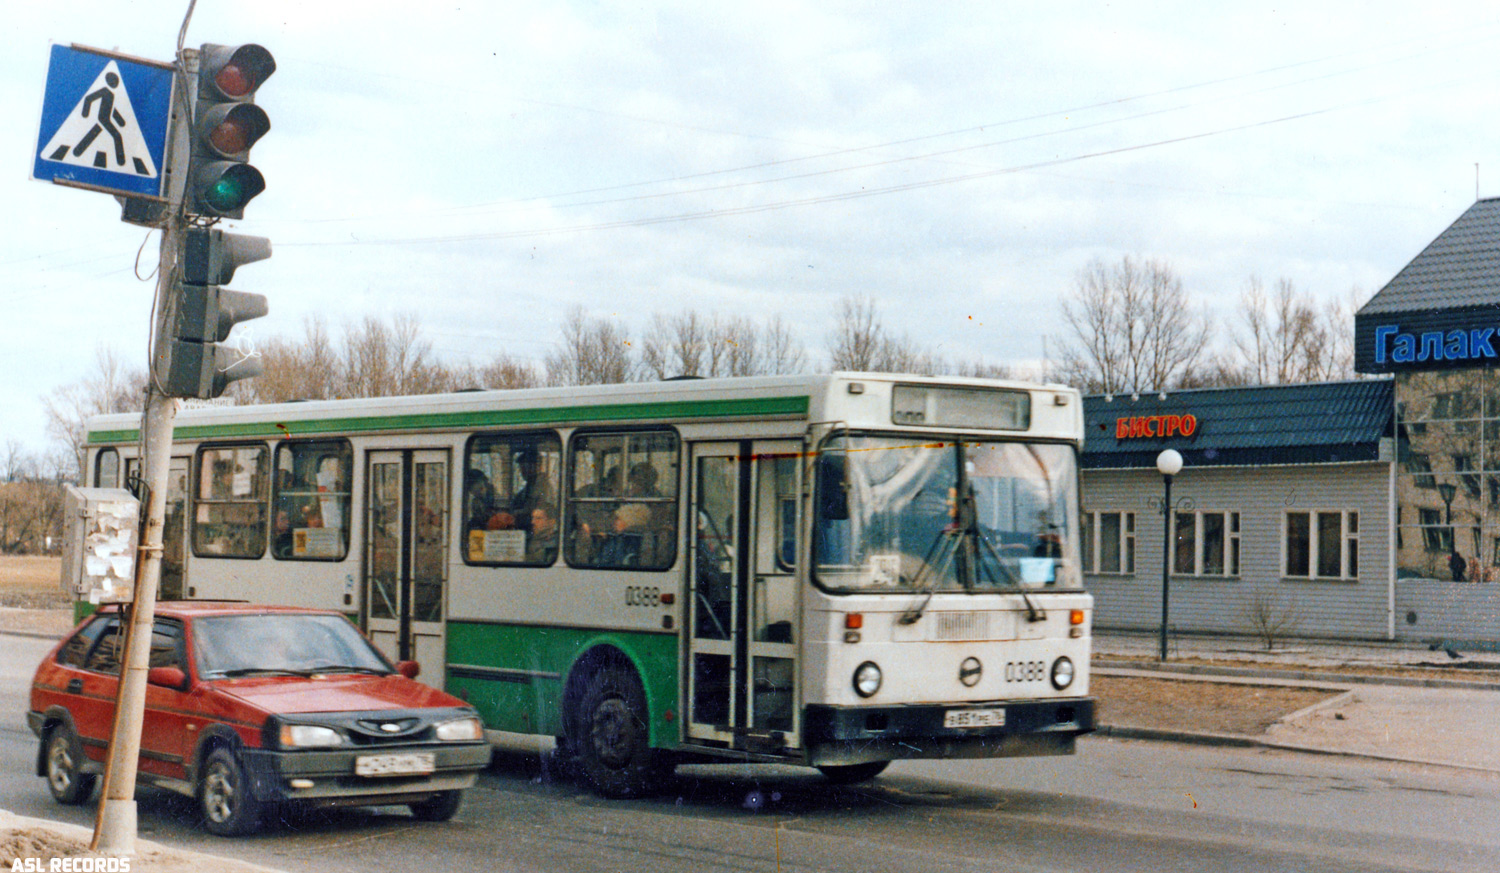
(827, 295), (943, 375)
(544, 306), (636, 386)
(1053, 256), (1213, 393)
(463, 353), (543, 390)
(232, 316), (342, 403)
(641, 311), (713, 379)
(341, 313), (453, 397)
(757, 314), (809, 376)
(41, 347), (147, 481)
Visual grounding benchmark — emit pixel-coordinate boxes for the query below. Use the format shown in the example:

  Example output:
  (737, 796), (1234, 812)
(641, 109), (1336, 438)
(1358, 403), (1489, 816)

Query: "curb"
(1093, 723), (1500, 775)
(1094, 657), (1500, 692)
(0, 628), (65, 641)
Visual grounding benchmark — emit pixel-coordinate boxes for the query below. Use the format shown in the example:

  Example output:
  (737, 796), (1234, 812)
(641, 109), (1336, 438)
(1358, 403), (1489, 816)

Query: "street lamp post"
(1156, 449), (1184, 661)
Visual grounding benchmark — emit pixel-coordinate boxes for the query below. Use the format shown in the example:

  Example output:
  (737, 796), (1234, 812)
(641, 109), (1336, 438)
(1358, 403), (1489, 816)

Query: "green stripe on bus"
(86, 394), (810, 444)
(445, 621), (679, 747)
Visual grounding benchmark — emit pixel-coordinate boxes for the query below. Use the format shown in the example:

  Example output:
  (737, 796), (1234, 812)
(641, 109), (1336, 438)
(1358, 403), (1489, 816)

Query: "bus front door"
(364, 449), (450, 687)
(687, 441), (801, 751)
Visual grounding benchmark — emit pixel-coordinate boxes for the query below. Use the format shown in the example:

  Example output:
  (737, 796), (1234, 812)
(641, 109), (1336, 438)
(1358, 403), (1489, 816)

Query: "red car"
(27, 602), (491, 836)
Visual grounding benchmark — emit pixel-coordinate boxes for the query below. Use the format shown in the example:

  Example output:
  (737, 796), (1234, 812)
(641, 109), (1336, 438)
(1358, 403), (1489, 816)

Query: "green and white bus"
(84, 373), (1095, 796)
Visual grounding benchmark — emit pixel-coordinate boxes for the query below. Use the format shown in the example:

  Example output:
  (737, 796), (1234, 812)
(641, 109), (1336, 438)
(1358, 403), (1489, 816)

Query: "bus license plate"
(944, 708), (1005, 729)
(355, 753), (435, 777)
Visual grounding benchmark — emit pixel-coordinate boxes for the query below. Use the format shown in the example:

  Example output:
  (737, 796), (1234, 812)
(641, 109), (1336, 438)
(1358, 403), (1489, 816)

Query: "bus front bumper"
(803, 697), (1094, 766)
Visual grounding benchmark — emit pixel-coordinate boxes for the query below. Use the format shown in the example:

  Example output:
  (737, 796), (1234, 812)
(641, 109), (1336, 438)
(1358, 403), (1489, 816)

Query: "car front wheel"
(44, 726), (96, 805)
(409, 789), (463, 821)
(199, 748), (264, 836)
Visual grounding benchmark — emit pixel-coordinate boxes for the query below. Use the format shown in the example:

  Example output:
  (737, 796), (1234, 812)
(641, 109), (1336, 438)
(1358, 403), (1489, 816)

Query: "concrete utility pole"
(91, 48), (193, 857)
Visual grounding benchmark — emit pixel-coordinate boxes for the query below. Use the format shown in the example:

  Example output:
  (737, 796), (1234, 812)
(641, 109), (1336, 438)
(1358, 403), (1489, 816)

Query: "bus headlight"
(853, 661), (882, 698)
(1050, 656), (1075, 690)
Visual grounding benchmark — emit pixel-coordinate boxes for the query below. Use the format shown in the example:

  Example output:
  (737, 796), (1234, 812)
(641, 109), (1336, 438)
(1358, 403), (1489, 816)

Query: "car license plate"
(355, 753), (435, 777)
(944, 708), (1004, 729)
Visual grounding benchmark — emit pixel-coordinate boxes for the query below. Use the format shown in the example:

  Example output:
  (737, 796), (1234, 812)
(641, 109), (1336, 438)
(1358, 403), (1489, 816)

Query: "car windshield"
(193, 613), (391, 678)
(813, 434), (1080, 593)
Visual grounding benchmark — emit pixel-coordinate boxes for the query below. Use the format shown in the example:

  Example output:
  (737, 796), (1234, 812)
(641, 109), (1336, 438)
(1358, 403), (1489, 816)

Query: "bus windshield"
(814, 434), (1080, 593)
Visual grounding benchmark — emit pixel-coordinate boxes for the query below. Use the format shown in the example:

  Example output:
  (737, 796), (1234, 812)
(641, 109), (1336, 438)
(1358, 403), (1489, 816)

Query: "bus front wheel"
(573, 666), (672, 798)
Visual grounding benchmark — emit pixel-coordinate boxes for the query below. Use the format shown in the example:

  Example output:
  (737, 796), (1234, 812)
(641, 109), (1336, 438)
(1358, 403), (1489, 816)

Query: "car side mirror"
(147, 666), (187, 689)
(396, 660), (421, 680)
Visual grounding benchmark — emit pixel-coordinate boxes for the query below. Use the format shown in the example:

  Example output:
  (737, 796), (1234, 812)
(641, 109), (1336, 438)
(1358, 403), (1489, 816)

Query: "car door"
(139, 619), (194, 782)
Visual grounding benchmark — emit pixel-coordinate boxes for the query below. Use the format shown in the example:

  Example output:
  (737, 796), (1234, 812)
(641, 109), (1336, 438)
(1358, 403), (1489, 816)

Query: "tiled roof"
(1082, 379), (1393, 469)
(1360, 198), (1500, 315)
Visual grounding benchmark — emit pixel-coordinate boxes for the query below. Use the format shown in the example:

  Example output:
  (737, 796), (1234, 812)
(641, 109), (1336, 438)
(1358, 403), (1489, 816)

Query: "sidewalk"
(1092, 629), (1500, 773)
(0, 808), (286, 873)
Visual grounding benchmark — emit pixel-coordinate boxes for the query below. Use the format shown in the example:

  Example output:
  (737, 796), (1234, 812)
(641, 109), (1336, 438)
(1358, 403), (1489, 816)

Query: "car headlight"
(1050, 656), (1075, 690)
(280, 724), (343, 748)
(853, 661), (882, 698)
(435, 716), (484, 742)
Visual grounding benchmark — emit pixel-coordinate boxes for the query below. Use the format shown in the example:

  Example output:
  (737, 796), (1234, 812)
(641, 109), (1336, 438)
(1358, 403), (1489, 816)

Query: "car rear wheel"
(44, 726), (96, 805)
(817, 761), (890, 784)
(573, 666), (673, 798)
(199, 748), (264, 836)
(408, 789), (463, 821)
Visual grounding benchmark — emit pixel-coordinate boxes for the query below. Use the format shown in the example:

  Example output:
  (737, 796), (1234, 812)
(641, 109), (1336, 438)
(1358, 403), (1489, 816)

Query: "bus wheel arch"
(561, 646), (674, 797)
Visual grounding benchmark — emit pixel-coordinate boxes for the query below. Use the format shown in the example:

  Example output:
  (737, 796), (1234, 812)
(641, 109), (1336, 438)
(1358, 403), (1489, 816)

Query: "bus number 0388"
(625, 586), (661, 607)
(1004, 661), (1047, 682)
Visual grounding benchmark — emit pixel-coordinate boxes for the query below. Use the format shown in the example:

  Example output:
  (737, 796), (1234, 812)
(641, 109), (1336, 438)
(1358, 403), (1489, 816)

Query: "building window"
(1419, 507), (1451, 553)
(1172, 511), (1240, 576)
(1285, 509), (1359, 579)
(1405, 453), (1435, 489)
(1082, 511), (1135, 574)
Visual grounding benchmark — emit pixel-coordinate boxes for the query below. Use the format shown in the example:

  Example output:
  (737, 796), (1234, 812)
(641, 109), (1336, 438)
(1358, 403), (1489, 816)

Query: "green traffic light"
(206, 177), (246, 211)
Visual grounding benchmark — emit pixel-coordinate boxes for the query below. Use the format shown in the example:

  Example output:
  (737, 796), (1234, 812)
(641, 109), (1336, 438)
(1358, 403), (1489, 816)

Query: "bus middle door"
(364, 448), (449, 687)
(687, 441), (801, 752)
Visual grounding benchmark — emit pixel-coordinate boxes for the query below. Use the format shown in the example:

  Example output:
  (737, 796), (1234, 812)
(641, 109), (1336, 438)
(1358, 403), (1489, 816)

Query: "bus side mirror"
(817, 455), (848, 521)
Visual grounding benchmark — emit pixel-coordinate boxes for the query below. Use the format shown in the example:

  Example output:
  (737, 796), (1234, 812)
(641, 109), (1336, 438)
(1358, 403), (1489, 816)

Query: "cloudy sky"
(6, 2), (1500, 455)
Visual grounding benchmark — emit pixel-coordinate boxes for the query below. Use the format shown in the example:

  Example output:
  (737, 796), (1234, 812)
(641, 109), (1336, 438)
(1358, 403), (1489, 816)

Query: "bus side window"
(192, 444), (269, 559)
(463, 431), (562, 566)
(271, 439), (353, 561)
(565, 431), (679, 571)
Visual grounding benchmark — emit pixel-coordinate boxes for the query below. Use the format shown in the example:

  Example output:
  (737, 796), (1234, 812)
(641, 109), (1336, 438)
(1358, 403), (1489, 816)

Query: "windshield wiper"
(294, 664), (390, 675)
(897, 524), (959, 625)
(207, 667), (303, 678)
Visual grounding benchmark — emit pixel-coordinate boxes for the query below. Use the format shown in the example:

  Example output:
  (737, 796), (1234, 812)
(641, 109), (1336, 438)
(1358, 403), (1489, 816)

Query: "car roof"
(92, 601), (344, 621)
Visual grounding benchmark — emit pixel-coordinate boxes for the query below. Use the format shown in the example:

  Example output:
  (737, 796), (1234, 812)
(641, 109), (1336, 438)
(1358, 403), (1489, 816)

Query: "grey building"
(1080, 381), (1398, 642)
(1081, 197), (1500, 645)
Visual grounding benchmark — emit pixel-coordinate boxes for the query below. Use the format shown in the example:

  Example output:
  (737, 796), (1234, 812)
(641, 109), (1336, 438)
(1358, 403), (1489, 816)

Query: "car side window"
(149, 621), (185, 669)
(82, 617), (125, 675)
(57, 617), (109, 668)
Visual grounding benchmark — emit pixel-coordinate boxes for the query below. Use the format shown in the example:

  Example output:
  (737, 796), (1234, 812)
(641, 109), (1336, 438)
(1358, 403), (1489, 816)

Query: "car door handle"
(67, 678), (83, 694)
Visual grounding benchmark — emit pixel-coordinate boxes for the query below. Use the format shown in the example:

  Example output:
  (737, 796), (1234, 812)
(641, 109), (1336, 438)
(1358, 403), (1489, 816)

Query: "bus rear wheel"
(573, 666), (672, 798)
(817, 761), (890, 784)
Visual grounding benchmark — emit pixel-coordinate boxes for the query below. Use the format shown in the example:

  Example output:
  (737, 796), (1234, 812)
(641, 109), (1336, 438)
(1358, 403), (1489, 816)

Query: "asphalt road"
(5, 632), (1500, 873)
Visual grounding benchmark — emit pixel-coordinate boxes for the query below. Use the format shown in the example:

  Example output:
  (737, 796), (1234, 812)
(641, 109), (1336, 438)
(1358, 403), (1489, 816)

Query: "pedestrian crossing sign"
(33, 44), (174, 200)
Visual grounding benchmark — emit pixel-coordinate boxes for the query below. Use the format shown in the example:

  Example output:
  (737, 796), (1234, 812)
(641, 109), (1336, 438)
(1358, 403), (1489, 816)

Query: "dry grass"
(1093, 674), (1338, 736)
(0, 556), (68, 609)
(1101, 651), (1500, 686)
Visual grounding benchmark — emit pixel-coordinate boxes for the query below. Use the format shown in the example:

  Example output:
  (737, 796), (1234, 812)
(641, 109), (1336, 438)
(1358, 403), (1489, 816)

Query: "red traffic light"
(199, 44), (276, 101)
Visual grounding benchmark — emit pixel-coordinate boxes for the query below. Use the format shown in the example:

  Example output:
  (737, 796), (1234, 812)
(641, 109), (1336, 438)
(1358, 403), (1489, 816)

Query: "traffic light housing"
(161, 228), (270, 398)
(186, 44), (275, 219)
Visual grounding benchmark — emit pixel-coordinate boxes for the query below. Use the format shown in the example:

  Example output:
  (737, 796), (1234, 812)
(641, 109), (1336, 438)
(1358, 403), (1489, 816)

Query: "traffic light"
(186, 44), (275, 219)
(161, 227), (270, 398)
